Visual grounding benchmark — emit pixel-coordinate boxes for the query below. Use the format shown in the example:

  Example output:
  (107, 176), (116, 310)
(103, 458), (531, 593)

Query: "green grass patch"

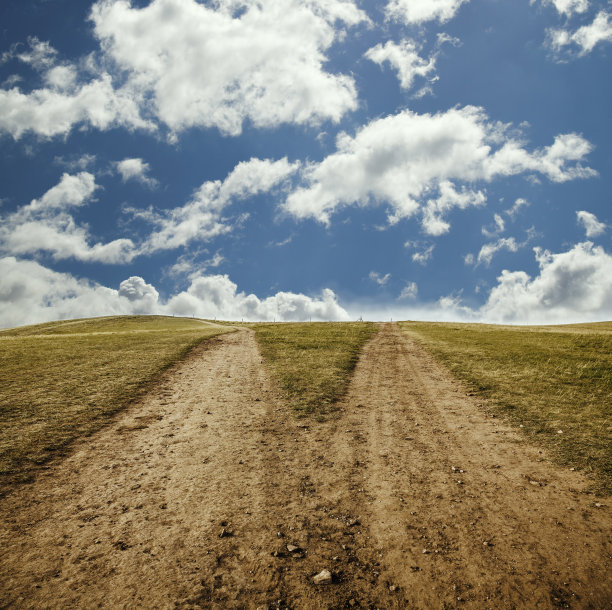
(253, 322), (377, 418)
(0, 315), (232, 492)
(399, 321), (612, 494)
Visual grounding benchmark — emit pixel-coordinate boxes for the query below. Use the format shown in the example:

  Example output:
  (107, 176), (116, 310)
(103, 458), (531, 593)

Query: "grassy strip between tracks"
(253, 322), (378, 418)
(0, 315), (232, 492)
(399, 321), (612, 495)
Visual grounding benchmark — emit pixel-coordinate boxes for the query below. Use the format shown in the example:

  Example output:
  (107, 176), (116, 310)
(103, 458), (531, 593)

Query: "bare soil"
(0, 324), (610, 609)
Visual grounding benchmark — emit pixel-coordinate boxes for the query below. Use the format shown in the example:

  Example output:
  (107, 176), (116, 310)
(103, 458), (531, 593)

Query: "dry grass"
(399, 321), (612, 494)
(0, 316), (232, 492)
(253, 322), (378, 418)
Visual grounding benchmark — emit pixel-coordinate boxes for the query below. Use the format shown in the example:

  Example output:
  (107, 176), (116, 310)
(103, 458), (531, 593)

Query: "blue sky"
(1, 0), (611, 327)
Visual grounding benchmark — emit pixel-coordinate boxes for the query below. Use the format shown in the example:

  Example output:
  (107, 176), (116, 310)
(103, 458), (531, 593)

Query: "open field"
(253, 322), (377, 417)
(399, 321), (612, 494)
(0, 315), (232, 492)
(0, 322), (610, 608)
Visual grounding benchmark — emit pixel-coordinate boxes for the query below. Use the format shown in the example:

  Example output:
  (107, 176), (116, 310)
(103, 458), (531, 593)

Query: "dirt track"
(0, 324), (610, 608)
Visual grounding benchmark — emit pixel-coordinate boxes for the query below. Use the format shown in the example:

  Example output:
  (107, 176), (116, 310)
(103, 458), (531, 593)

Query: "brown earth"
(0, 324), (610, 609)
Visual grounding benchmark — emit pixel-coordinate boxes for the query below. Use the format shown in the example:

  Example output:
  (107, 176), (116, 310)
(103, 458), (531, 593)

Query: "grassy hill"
(400, 321), (612, 494)
(0, 316), (232, 492)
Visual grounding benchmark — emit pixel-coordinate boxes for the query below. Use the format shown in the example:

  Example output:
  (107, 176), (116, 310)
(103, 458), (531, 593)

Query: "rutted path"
(0, 325), (610, 608)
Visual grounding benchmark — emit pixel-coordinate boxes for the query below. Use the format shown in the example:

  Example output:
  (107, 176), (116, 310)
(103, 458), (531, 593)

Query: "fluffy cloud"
(577, 210), (606, 237)
(1, 158), (296, 265)
(364, 40), (436, 91)
(0, 172), (135, 263)
(139, 157), (299, 253)
(549, 11), (612, 55)
(90, 0), (366, 136)
(0, 258), (349, 328)
(0, 38), (150, 140)
(164, 274), (350, 322)
(115, 158), (158, 188)
(541, 0), (589, 17)
(482, 242), (612, 323)
(283, 106), (594, 231)
(386, 0), (469, 24)
(0, 257), (132, 329)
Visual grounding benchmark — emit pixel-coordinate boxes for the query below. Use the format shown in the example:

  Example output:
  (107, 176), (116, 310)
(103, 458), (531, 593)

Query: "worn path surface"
(0, 324), (610, 608)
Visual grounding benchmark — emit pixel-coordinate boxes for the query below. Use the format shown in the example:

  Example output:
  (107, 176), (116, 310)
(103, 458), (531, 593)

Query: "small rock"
(286, 544), (300, 553)
(313, 569), (332, 585)
(219, 528), (233, 538)
(389, 585), (398, 592)
(422, 549), (430, 554)
(347, 518), (360, 527)
(482, 541), (492, 547)
(557, 430), (563, 434)
(594, 502), (603, 508)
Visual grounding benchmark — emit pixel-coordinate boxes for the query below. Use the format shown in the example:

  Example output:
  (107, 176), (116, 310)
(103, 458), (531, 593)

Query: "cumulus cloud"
(283, 107), (594, 231)
(540, 0), (589, 17)
(0, 257), (133, 329)
(0, 258), (350, 328)
(164, 274), (350, 322)
(0, 172), (135, 263)
(549, 11), (612, 55)
(115, 158), (159, 188)
(90, 0), (366, 136)
(138, 157), (299, 254)
(386, 0), (469, 24)
(0, 39), (150, 140)
(481, 242), (612, 323)
(577, 210), (606, 237)
(364, 40), (437, 91)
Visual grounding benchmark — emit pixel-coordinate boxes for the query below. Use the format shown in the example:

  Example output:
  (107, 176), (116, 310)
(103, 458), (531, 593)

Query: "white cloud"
(139, 157), (299, 254)
(0, 257), (134, 329)
(482, 242), (612, 323)
(118, 276), (160, 313)
(115, 158), (159, 188)
(398, 281), (418, 300)
(164, 274), (350, 322)
(409, 243), (435, 265)
(422, 181), (486, 236)
(481, 213), (506, 238)
(90, 0), (366, 136)
(540, 0), (589, 17)
(0, 258), (350, 328)
(364, 40), (436, 91)
(0, 74), (151, 140)
(2, 37), (57, 70)
(476, 237), (519, 266)
(577, 210), (606, 237)
(0, 172), (136, 264)
(283, 107), (594, 231)
(386, 0), (469, 24)
(369, 271), (391, 286)
(0, 37), (151, 140)
(549, 11), (612, 55)
(505, 197), (530, 218)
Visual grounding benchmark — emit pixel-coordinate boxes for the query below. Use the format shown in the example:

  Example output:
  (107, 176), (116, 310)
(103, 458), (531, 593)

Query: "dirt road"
(0, 324), (610, 608)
